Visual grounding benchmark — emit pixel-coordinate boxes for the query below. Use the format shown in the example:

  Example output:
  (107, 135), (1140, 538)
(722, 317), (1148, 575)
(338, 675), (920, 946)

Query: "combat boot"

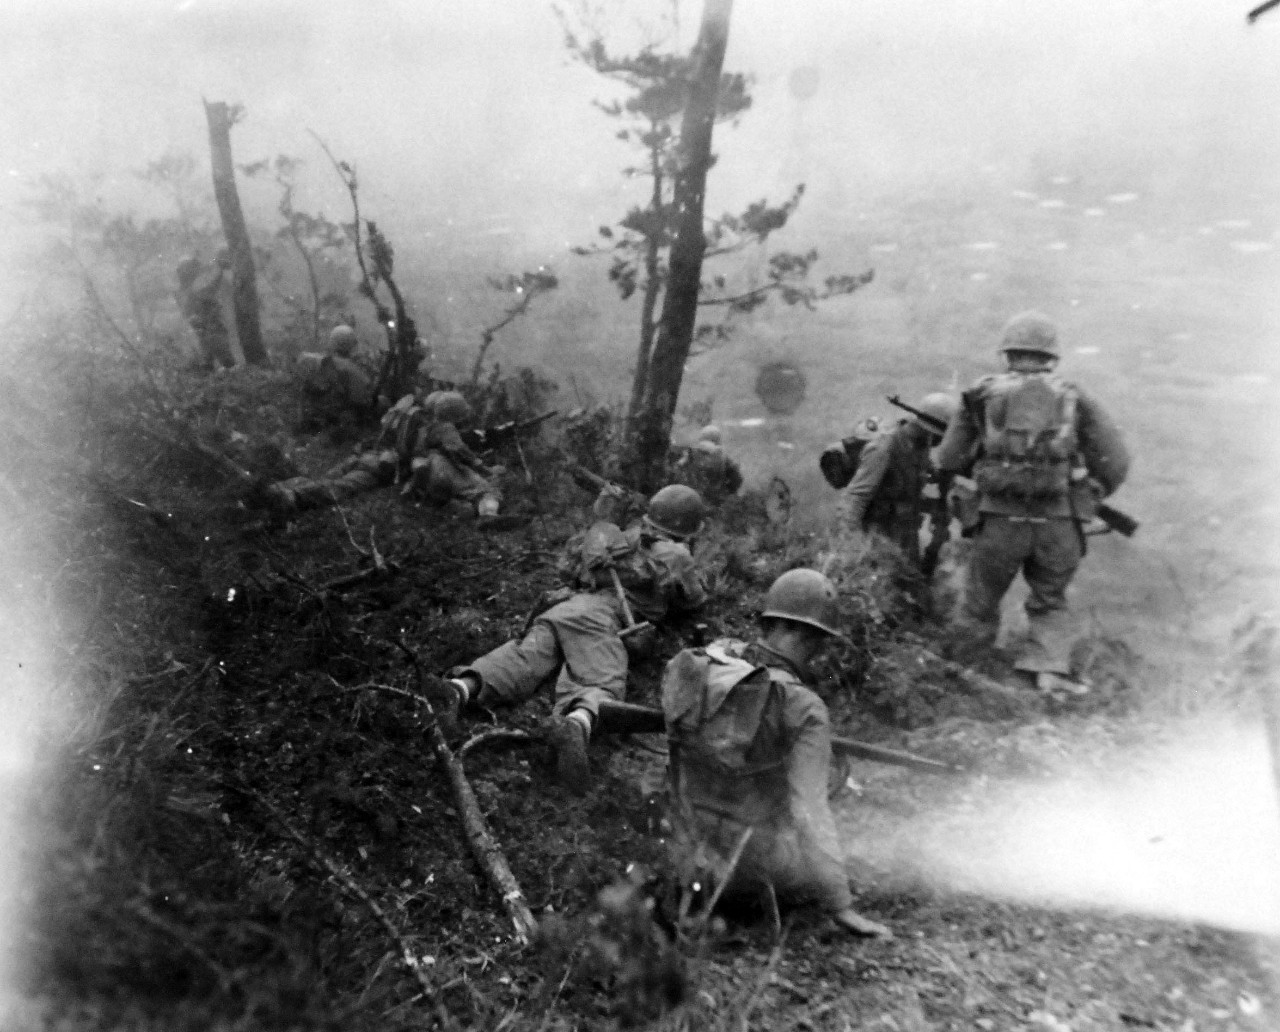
(421, 674), (466, 740)
(549, 715), (591, 795)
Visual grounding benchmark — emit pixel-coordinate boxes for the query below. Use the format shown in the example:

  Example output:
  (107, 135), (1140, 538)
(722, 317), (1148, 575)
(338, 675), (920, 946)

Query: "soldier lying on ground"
(935, 311), (1131, 694)
(260, 389), (509, 525)
(841, 393), (956, 573)
(426, 485), (709, 793)
(663, 568), (892, 938)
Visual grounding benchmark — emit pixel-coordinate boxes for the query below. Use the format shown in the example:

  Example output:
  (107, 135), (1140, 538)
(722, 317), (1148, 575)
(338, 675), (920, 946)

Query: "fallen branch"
(367, 667), (538, 945)
(319, 561), (397, 594)
(457, 727), (538, 760)
(244, 789), (437, 1002)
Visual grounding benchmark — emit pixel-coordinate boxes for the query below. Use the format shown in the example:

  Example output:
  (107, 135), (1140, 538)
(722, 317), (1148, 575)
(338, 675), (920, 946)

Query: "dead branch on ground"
(363, 667), (538, 945)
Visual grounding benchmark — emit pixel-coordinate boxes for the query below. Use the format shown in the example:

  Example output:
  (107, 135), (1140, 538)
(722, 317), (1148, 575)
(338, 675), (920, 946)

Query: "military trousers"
(674, 809), (853, 914)
(460, 591), (627, 719)
(271, 450), (397, 512)
(407, 452), (498, 508)
(959, 515), (1082, 674)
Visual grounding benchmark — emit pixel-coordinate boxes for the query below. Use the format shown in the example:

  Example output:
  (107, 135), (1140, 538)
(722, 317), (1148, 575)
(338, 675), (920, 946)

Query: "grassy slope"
(11, 171), (1280, 1030)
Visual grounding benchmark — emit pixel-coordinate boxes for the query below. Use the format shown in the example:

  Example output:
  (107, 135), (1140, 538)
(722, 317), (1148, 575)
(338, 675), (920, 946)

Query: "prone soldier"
(427, 485), (709, 793)
(934, 311), (1130, 693)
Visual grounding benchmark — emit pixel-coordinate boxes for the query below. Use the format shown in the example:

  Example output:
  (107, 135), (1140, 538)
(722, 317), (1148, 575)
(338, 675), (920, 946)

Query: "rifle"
(887, 394), (948, 436)
(830, 736), (965, 777)
(462, 410), (558, 452)
(887, 394), (1139, 538)
(562, 459), (648, 508)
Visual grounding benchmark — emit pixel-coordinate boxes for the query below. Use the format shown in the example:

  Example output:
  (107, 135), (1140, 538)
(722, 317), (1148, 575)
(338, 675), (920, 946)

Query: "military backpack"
(970, 371), (1079, 501)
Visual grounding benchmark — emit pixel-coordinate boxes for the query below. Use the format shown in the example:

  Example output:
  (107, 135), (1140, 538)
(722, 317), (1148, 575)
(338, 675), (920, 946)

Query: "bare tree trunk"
(204, 100), (267, 366)
(626, 0), (734, 492)
(625, 129), (666, 427)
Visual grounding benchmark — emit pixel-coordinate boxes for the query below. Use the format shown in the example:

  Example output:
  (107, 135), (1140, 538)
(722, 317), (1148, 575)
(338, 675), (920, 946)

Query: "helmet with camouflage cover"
(645, 484), (707, 540)
(328, 324), (358, 357)
(998, 311), (1060, 360)
(761, 568), (844, 638)
(913, 392), (958, 434)
(425, 390), (472, 425)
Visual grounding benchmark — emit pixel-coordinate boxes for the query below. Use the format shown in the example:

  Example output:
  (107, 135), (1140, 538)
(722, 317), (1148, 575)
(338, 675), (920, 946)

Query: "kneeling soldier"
(662, 568), (892, 938)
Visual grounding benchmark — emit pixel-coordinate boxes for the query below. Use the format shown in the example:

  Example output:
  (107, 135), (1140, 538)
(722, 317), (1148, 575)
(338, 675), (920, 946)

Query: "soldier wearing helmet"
(259, 388), (508, 525)
(841, 391), (958, 571)
(399, 390), (505, 522)
(935, 311), (1130, 693)
(174, 253), (235, 371)
(660, 568), (892, 939)
(672, 424), (744, 506)
(298, 323), (374, 429)
(428, 485), (708, 793)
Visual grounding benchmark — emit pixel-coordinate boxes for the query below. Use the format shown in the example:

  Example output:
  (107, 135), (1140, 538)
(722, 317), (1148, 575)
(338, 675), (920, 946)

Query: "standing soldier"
(175, 253), (235, 371)
(935, 311), (1130, 693)
(428, 486), (708, 793)
(662, 568), (891, 938)
(841, 393), (957, 571)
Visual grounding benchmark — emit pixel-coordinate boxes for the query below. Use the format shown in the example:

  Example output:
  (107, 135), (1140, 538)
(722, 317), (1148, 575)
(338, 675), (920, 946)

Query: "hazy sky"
(2, 0), (1276, 274)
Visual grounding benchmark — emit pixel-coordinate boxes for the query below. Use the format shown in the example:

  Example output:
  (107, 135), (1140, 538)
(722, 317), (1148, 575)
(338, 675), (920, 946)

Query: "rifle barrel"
(830, 736), (964, 776)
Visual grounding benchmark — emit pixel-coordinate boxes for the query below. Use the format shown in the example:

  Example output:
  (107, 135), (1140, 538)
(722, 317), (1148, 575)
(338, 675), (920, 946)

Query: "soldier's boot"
(1034, 671), (1090, 696)
(594, 700), (666, 736)
(422, 674), (468, 740)
(833, 907), (893, 939)
(549, 713), (592, 795)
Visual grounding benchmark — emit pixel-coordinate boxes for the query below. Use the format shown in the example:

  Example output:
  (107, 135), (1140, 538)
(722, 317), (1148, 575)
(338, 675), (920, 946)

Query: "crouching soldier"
(841, 393), (957, 571)
(428, 485), (708, 793)
(662, 568), (892, 938)
(298, 324), (375, 429)
(673, 425), (744, 506)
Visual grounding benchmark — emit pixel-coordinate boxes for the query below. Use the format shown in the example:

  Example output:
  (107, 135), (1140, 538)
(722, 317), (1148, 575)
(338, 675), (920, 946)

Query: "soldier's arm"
(934, 396), (980, 473)
(1075, 389), (1130, 497)
(784, 689), (855, 912)
(436, 421), (490, 472)
(841, 433), (891, 528)
(654, 543), (707, 614)
(724, 458), (744, 496)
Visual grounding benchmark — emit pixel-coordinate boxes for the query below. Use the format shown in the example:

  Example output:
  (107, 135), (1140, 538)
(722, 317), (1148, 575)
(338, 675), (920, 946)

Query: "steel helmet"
(698, 424), (723, 446)
(328, 324), (358, 357)
(999, 311), (1060, 359)
(426, 390), (472, 425)
(914, 392), (958, 433)
(761, 568), (844, 638)
(645, 484), (707, 540)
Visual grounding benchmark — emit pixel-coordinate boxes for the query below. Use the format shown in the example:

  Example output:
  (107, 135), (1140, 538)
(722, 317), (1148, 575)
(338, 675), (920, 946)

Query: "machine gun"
(561, 460), (649, 517)
(462, 410), (558, 453)
(886, 394), (1139, 538)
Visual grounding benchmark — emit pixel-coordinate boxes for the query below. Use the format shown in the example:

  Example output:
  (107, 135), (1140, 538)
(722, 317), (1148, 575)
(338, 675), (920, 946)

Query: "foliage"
(559, 1), (873, 427)
(26, 159), (222, 355)
(240, 155), (354, 355)
(469, 266), (560, 388)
